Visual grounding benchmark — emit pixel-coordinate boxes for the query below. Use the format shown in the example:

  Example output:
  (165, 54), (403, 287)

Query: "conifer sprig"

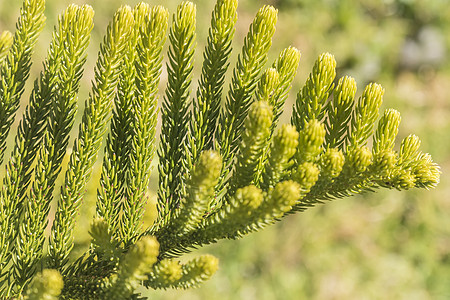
(95, 4), (146, 238)
(270, 47), (301, 129)
(0, 0), (46, 164)
(373, 109), (401, 154)
(261, 124), (299, 189)
(157, 150), (222, 240)
(169, 255), (219, 289)
(291, 52), (336, 132)
(215, 5), (277, 201)
(145, 255), (219, 290)
(121, 5), (169, 245)
(228, 100), (273, 196)
(0, 0), (441, 297)
(349, 83), (384, 148)
(48, 6), (134, 270)
(255, 50), (300, 189)
(157, 2), (196, 225)
(0, 0), (50, 289)
(325, 76), (357, 149)
(11, 5), (94, 294)
(189, 0), (237, 168)
(102, 236), (159, 298)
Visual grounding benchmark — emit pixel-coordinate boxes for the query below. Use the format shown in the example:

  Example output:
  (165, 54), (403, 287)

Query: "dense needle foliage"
(0, 0), (439, 299)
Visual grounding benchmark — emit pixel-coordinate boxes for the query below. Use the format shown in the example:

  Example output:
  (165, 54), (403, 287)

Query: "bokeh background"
(1, 0), (449, 299)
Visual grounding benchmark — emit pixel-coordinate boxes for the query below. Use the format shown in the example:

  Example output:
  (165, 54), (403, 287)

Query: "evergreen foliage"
(0, 0), (440, 298)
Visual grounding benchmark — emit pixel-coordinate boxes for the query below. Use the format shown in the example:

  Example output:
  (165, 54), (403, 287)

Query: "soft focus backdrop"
(1, 0), (449, 299)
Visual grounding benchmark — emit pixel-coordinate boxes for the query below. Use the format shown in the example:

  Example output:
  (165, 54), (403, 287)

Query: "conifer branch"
(250, 68), (281, 185)
(173, 255), (219, 289)
(325, 76), (357, 149)
(159, 185), (264, 258)
(189, 0), (237, 169)
(0, 0), (49, 289)
(228, 100), (273, 196)
(216, 181), (303, 239)
(48, 6), (134, 270)
(270, 47), (301, 129)
(235, 180), (302, 235)
(215, 5), (277, 203)
(145, 255), (219, 290)
(261, 124), (299, 190)
(254, 49), (300, 190)
(0, 0), (46, 164)
(120, 5), (169, 245)
(11, 5), (94, 294)
(291, 53), (336, 132)
(95, 4), (147, 240)
(0, 0), (441, 297)
(157, 1), (196, 225)
(144, 258), (183, 289)
(349, 83), (384, 148)
(157, 150), (222, 241)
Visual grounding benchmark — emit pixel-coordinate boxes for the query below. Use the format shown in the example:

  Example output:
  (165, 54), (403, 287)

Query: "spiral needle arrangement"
(0, 0), (439, 298)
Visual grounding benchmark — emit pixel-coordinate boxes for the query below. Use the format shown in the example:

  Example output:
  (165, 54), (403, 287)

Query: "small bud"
(391, 169), (416, 190)
(273, 124), (299, 157)
(270, 181), (301, 214)
(346, 146), (372, 173)
(191, 150), (222, 189)
(235, 185), (263, 210)
(26, 269), (63, 300)
(316, 53), (337, 80)
(372, 150), (397, 175)
(320, 148), (345, 178)
(413, 153), (440, 188)
(268, 125), (299, 168)
(153, 259), (183, 284)
(124, 236), (160, 278)
(89, 217), (113, 253)
(298, 119), (326, 162)
(133, 2), (151, 26)
(177, 1), (196, 29)
(293, 162), (320, 190)
(245, 100), (273, 136)
(256, 5), (278, 29)
(115, 5), (134, 33)
(361, 83), (384, 108)
(335, 76), (357, 106)
(274, 46), (301, 77)
(373, 109), (401, 153)
(79, 5), (95, 23)
(399, 134), (421, 164)
(186, 254), (219, 278)
(257, 68), (280, 104)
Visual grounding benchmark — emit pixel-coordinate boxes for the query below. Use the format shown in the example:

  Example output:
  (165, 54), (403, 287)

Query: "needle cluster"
(0, 0), (439, 298)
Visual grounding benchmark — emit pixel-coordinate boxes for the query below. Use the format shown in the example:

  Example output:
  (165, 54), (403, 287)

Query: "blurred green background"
(1, 0), (449, 299)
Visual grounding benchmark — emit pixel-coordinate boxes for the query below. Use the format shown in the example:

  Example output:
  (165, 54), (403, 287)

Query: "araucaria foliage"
(0, 0), (440, 298)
